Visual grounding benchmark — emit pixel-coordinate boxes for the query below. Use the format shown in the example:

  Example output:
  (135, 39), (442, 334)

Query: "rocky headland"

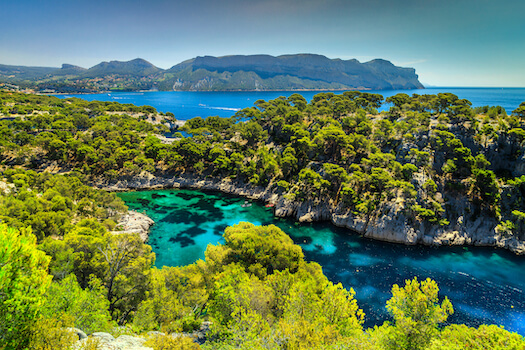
(95, 171), (525, 255)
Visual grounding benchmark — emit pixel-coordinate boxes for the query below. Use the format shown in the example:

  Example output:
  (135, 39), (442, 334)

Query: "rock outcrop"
(113, 210), (155, 242)
(72, 323), (211, 350)
(67, 327), (88, 341)
(77, 332), (152, 350)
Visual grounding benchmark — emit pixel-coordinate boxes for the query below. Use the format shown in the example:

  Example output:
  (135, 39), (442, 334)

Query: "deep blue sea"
(57, 87), (525, 120)
(118, 189), (525, 336)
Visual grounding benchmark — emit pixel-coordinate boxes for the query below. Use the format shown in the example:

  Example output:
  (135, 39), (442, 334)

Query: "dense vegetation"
(1, 91), (525, 348)
(0, 169), (126, 240)
(3, 221), (524, 349)
(3, 91), (525, 241)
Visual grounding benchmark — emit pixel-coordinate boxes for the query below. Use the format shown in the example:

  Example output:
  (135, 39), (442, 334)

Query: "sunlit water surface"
(58, 87), (525, 120)
(118, 189), (525, 335)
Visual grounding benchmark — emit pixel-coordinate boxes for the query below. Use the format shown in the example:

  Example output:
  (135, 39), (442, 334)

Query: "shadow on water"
(118, 189), (525, 335)
(180, 226), (207, 238)
(212, 224), (229, 236)
(177, 192), (205, 201)
(169, 235), (196, 248)
(160, 210), (209, 224)
(136, 198), (151, 206)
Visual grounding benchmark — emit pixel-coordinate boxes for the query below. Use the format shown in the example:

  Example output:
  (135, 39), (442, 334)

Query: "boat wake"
(204, 106), (241, 111)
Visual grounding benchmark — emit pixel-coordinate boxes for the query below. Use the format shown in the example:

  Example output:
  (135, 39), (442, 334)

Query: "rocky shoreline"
(99, 172), (525, 255)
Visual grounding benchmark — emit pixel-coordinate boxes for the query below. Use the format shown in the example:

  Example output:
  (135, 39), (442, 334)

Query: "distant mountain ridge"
(0, 55), (424, 92)
(83, 58), (162, 78)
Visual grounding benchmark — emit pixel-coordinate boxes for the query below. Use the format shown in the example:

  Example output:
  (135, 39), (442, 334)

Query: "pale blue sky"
(1, 0), (524, 87)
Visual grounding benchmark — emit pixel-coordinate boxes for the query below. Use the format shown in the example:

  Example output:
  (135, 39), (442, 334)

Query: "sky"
(1, 0), (524, 87)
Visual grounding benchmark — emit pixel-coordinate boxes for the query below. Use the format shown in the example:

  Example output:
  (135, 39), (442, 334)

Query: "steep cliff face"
(273, 195), (525, 255)
(165, 54), (424, 91)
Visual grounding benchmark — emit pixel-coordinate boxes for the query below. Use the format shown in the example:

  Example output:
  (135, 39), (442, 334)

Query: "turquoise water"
(118, 189), (525, 335)
(58, 87), (525, 120)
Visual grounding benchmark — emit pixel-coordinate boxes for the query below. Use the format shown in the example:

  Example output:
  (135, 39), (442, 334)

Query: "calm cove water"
(58, 87), (525, 120)
(118, 189), (525, 335)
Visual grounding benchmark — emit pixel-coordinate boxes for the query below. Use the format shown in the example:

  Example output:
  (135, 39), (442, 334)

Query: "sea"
(57, 88), (525, 334)
(57, 87), (525, 121)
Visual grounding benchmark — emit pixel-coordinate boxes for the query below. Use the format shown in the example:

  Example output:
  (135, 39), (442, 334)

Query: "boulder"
(66, 327), (87, 340)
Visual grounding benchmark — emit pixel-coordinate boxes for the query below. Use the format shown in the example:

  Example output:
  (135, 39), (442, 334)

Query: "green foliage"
(402, 163), (418, 180)
(41, 223), (155, 325)
(407, 148), (430, 168)
(411, 204), (435, 219)
(207, 263), (273, 342)
(205, 224), (364, 349)
(0, 169), (127, 240)
(42, 274), (115, 334)
(221, 222), (304, 276)
(471, 168), (500, 211)
(431, 324), (525, 349)
(512, 210), (525, 221)
(423, 179), (438, 194)
(96, 232), (155, 324)
(441, 159), (457, 175)
(513, 102), (525, 119)
(0, 224), (52, 350)
(145, 334), (201, 350)
(508, 128), (525, 143)
(241, 121), (267, 145)
(377, 277), (454, 350)
(322, 163), (348, 192)
(386, 93), (411, 109)
(27, 316), (78, 350)
(186, 221), (525, 350)
(134, 265), (207, 333)
(2, 91), (524, 231)
(297, 168), (330, 200)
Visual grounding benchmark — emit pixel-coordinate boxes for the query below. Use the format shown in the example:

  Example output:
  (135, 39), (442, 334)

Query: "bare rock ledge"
(112, 211), (155, 242)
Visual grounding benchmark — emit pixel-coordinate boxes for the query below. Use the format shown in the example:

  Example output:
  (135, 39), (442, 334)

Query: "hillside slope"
(0, 54), (423, 92)
(164, 54), (423, 91)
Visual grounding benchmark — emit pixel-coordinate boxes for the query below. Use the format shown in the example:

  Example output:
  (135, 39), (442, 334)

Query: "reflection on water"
(118, 189), (525, 335)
